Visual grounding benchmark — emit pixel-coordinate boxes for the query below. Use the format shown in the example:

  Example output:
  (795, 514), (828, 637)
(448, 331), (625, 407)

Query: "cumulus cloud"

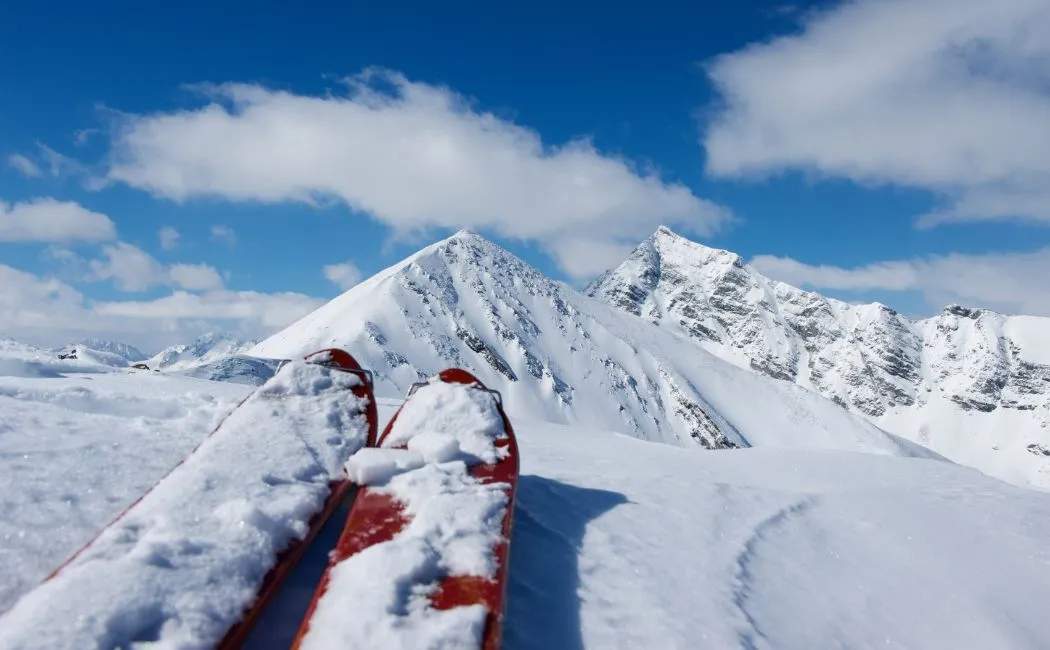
(0, 198), (117, 243)
(168, 263), (225, 291)
(88, 242), (168, 291)
(86, 242), (225, 292)
(751, 248), (1050, 316)
(0, 263), (322, 352)
(158, 226), (180, 250)
(323, 261), (362, 291)
(703, 0), (1050, 226)
(101, 69), (730, 278)
(8, 154), (41, 177)
(210, 225), (237, 245)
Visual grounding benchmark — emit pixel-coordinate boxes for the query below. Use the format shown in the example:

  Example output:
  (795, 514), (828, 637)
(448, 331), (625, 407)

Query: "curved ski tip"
(304, 348), (363, 371)
(437, 368), (484, 387)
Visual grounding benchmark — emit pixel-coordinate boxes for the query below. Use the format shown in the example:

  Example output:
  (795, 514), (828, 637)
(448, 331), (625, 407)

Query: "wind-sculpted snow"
(252, 231), (934, 460)
(588, 226), (1050, 489)
(505, 420), (1050, 650)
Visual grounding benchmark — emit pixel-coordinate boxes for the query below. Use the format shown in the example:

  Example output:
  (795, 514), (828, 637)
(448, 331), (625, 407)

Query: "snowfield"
(1, 348), (1050, 649)
(0, 360), (371, 650)
(0, 340), (249, 615)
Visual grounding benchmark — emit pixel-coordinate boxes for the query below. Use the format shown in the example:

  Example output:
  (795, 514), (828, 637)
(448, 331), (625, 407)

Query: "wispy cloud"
(100, 69), (730, 279)
(704, 0), (1050, 227)
(38, 143), (89, 178)
(158, 226), (180, 250)
(751, 248), (1050, 317)
(210, 225), (237, 246)
(323, 261), (362, 291)
(7, 154), (41, 178)
(0, 198), (117, 243)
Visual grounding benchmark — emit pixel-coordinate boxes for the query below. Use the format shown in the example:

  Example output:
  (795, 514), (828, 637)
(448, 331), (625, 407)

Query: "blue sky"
(2, 0), (1049, 351)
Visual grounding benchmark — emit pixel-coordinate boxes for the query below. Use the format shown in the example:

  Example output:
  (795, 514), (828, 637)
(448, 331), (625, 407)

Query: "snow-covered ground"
(0, 342), (250, 615)
(2, 347), (1050, 648)
(506, 419), (1050, 649)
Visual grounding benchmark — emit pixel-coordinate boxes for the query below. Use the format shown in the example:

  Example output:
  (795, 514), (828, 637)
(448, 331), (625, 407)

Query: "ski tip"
(436, 368), (484, 387)
(304, 348), (363, 371)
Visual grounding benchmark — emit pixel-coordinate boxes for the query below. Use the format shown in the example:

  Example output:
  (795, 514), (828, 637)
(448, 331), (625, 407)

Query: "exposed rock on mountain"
(251, 231), (935, 459)
(588, 226), (1050, 488)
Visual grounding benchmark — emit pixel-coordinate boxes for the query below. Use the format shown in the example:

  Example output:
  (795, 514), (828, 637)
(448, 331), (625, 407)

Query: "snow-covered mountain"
(252, 231), (935, 460)
(148, 332), (258, 372)
(75, 339), (147, 363)
(588, 226), (1050, 488)
(174, 354), (284, 386)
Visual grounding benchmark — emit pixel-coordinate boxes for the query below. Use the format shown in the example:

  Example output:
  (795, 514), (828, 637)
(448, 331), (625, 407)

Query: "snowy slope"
(148, 332), (258, 372)
(2, 374), (1049, 649)
(174, 354), (284, 386)
(0, 361), (371, 649)
(0, 344), (248, 614)
(505, 417), (1050, 650)
(74, 339), (147, 363)
(251, 231), (931, 458)
(588, 226), (1050, 488)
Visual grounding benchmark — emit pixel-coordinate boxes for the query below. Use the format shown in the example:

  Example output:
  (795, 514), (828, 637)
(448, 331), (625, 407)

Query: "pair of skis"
(42, 348), (519, 650)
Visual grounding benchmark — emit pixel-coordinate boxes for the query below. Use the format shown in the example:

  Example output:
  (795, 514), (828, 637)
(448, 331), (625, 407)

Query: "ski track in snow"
(731, 496), (819, 650)
(1, 357), (1050, 648)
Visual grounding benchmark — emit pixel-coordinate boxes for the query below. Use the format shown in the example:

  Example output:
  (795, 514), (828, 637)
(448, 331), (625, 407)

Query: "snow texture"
(1, 363), (1050, 648)
(0, 340), (250, 615)
(0, 359), (370, 649)
(384, 380), (507, 464)
(504, 416), (1050, 650)
(299, 381), (510, 650)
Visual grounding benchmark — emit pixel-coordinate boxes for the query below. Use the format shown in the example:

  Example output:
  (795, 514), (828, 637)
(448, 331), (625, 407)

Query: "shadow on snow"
(503, 475), (628, 650)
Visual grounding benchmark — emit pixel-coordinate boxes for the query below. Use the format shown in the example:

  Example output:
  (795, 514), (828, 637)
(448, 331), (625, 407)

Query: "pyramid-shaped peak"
(645, 225), (739, 264)
(431, 228), (508, 252)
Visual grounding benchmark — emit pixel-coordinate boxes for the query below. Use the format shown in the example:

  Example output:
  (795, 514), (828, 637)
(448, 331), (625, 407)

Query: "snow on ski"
(292, 368), (520, 650)
(0, 349), (376, 650)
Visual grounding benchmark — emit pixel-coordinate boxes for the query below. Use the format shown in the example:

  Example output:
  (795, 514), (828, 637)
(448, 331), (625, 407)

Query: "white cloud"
(323, 261), (362, 291)
(8, 154), (41, 178)
(87, 242), (225, 293)
(703, 0), (1050, 226)
(168, 263), (224, 291)
(751, 248), (1050, 316)
(0, 263), (322, 352)
(158, 226), (180, 250)
(0, 198), (117, 243)
(101, 69), (730, 278)
(94, 289), (321, 329)
(210, 225), (237, 246)
(88, 242), (168, 291)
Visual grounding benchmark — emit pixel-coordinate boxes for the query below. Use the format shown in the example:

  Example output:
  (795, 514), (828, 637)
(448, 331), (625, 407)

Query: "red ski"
(218, 348), (378, 649)
(34, 348), (377, 650)
(291, 369), (520, 650)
